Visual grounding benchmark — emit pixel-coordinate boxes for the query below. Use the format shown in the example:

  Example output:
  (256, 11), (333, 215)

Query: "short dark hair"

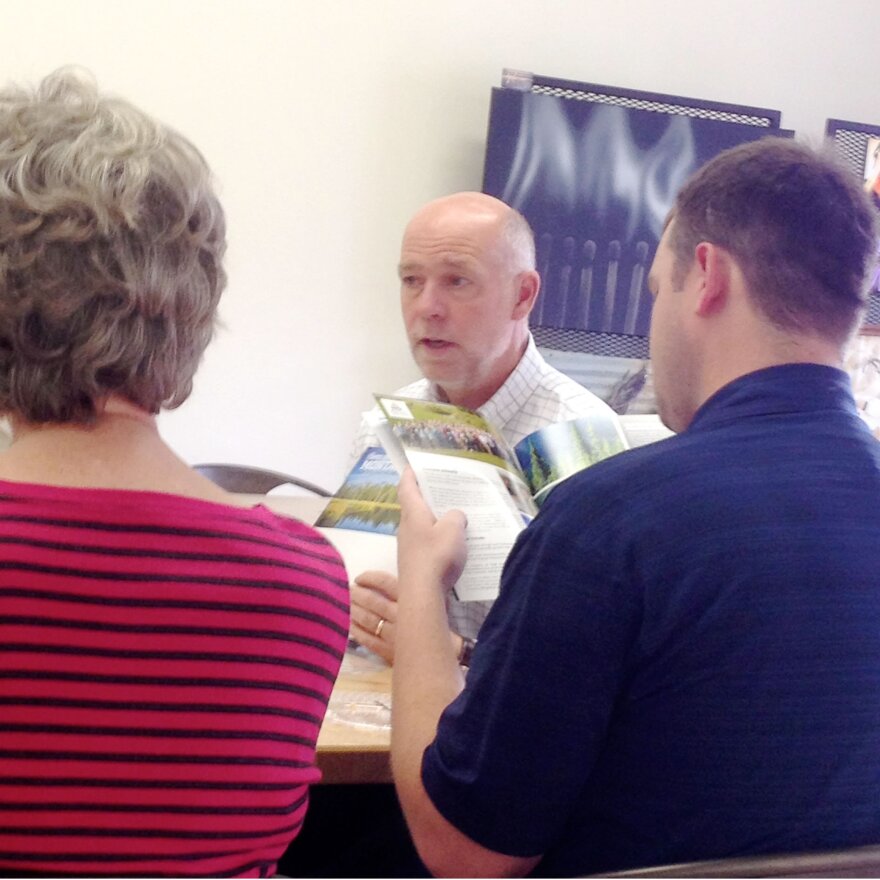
(669, 137), (878, 342)
(0, 67), (226, 424)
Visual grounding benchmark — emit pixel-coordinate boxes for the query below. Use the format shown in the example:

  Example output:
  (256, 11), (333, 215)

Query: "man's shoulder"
(537, 428), (702, 530)
(558, 427), (676, 482)
(541, 400), (864, 534)
(529, 351), (614, 415)
(552, 379), (615, 419)
(501, 351), (616, 443)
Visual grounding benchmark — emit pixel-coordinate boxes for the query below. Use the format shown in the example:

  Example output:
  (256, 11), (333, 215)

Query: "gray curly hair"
(0, 67), (226, 423)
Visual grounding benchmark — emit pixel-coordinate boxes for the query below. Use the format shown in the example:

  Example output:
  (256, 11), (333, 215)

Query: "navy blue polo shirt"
(422, 364), (880, 876)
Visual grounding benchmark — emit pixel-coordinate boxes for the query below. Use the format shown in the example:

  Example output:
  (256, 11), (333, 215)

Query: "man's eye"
(401, 276), (419, 288)
(449, 276), (469, 288)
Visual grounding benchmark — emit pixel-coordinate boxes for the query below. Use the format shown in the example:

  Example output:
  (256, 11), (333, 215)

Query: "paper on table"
(316, 526), (397, 578)
(248, 493), (397, 577)
(326, 689), (391, 730)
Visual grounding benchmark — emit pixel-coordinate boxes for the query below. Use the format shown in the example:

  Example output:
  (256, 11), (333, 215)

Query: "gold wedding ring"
(374, 618), (386, 638)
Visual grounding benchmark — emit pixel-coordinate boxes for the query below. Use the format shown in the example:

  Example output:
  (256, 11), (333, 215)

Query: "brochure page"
(514, 412), (629, 506)
(315, 447), (400, 535)
(374, 395), (535, 602)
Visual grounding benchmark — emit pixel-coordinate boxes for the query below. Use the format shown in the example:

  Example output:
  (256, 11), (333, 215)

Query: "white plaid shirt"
(351, 334), (615, 640)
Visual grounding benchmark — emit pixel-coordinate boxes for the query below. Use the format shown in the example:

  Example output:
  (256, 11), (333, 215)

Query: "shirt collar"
(689, 363), (857, 433)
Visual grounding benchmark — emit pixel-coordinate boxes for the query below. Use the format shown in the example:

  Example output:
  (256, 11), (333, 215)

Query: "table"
(317, 648), (393, 784)
(235, 493), (395, 784)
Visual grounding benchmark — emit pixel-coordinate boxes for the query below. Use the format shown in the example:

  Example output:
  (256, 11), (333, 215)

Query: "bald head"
(403, 192), (536, 275)
(398, 192), (541, 410)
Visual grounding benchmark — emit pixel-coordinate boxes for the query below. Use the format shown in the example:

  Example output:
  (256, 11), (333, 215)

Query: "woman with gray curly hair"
(0, 69), (349, 877)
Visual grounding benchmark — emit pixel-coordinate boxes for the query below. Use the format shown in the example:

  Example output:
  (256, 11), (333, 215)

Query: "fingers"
(398, 467), (469, 528)
(351, 580), (396, 624)
(397, 468), (468, 593)
(349, 571), (399, 665)
(397, 467), (434, 529)
(398, 467), (467, 537)
(350, 615), (395, 664)
(437, 507), (468, 532)
(353, 569), (399, 600)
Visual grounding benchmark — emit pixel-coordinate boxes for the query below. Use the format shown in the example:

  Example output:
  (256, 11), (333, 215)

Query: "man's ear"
(511, 270), (540, 319)
(693, 242), (731, 318)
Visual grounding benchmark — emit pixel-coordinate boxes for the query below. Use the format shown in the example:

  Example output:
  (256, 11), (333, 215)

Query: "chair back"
(193, 463), (331, 497)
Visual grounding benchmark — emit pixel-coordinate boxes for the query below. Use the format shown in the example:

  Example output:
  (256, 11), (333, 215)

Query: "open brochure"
(317, 394), (628, 604)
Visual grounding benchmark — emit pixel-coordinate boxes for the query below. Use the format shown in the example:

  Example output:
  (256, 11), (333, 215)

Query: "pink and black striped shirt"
(0, 480), (349, 877)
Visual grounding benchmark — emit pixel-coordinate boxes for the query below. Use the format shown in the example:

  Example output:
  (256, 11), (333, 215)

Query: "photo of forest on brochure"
(516, 415), (630, 505)
(314, 447), (400, 535)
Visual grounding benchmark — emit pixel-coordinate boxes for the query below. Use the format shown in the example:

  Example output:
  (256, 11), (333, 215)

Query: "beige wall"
(3, 0), (878, 489)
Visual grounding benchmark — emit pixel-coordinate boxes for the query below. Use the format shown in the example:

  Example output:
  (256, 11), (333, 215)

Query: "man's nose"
(414, 282), (447, 319)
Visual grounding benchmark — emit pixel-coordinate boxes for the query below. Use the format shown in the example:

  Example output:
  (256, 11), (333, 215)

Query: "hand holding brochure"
(369, 394), (629, 603)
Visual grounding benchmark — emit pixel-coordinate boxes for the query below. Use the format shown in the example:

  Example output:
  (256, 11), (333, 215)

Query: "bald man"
(349, 192), (614, 662)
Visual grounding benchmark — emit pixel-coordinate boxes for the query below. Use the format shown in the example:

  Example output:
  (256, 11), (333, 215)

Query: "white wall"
(4, 0), (878, 489)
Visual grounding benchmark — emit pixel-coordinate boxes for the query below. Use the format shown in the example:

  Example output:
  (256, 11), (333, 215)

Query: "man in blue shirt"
(391, 138), (880, 876)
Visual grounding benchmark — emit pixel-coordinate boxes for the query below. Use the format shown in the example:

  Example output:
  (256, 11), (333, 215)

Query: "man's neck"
(441, 385), (497, 412)
(698, 328), (844, 417)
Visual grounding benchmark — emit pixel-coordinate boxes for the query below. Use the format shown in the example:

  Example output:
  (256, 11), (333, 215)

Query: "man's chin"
(421, 368), (463, 388)
(414, 354), (460, 382)
(415, 364), (466, 395)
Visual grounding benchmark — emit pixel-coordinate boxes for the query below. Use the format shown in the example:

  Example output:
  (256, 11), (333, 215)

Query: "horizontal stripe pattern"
(0, 481), (349, 877)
